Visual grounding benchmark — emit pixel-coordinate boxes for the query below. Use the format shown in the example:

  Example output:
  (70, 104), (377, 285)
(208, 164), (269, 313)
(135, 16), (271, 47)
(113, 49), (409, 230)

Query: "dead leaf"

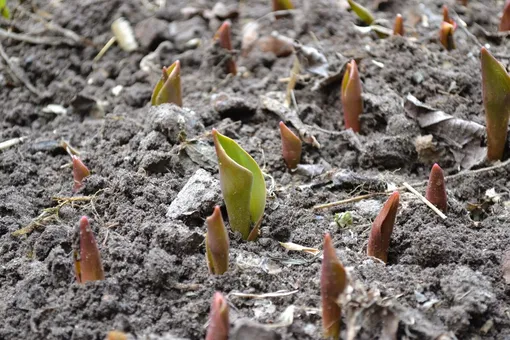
(257, 34), (294, 57)
(293, 42), (329, 77)
(404, 94), (486, 169)
(241, 21), (259, 56)
(279, 242), (320, 255)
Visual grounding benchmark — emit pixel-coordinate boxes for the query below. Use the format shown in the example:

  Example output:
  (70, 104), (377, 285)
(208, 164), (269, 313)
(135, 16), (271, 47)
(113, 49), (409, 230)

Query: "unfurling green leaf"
(212, 129), (266, 240)
(0, 0), (9, 19)
(481, 47), (510, 161)
(151, 60), (182, 107)
(347, 0), (375, 25)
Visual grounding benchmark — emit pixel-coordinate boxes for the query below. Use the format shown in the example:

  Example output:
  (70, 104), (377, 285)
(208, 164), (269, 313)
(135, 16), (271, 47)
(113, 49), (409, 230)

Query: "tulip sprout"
(272, 0), (294, 12)
(439, 22), (456, 51)
(72, 155), (90, 192)
(206, 206), (229, 275)
(321, 233), (347, 339)
(367, 192), (400, 263)
(214, 21), (237, 75)
(480, 47), (510, 161)
(206, 292), (229, 340)
(279, 121), (302, 169)
(151, 60), (182, 107)
(393, 14), (404, 36)
(425, 164), (447, 213)
(347, 0), (374, 25)
(500, 0), (510, 31)
(212, 129), (266, 241)
(341, 60), (363, 133)
(74, 216), (104, 283)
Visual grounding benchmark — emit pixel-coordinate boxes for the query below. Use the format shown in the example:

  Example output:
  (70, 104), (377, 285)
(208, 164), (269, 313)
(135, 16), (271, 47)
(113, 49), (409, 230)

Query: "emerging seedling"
(367, 192), (400, 263)
(0, 0), (9, 19)
(480, 47), (510, 161)
(214, 21), (237, 75)
(206, 292), (229, 340)
(347, 0), (375, 25)
(279, 121), (302, 169)
(212, 129), (266, 241)
(321, 233), (347, 339)
(151, 60), (182, 107)
(439, 22), (456, 51)
(72, 155), (90, 192)
(206, 206), (229, 275)
(272, 0), (294, 12)
(500, 0), (510, 32)
(74, 216), (105, 283)
(393, 14), (404, 36)
(341, 60), (363, 133)
(425, 163), (447, 213)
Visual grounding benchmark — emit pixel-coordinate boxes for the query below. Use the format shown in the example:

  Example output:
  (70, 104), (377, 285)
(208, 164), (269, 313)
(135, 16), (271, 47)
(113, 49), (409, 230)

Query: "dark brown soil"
(2, 0), (510, 339)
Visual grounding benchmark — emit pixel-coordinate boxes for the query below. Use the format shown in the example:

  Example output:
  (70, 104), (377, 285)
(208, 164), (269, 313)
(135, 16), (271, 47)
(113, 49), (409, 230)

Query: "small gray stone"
(212, 92), (258, 121)
(152, 221), (204, 255)
(169, 16), (207, 50)
(149, 104), (204, 145)
(167, 168), (221, 222)
(135, 17), (171, 50)
(231, 319), (281, 340)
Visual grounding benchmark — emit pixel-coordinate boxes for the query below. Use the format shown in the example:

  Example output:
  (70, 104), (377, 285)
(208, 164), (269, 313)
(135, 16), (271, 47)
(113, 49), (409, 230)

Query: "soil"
(1, 0), (510, 339)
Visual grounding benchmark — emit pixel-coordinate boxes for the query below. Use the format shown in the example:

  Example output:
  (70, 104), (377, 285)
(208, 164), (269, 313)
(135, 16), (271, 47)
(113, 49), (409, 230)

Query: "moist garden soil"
(2, 0), (510, 339)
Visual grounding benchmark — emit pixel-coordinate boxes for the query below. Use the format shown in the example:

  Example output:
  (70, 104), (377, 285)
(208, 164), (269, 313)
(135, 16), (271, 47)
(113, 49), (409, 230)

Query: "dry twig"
(0, 41), (41, 96)
(313, 159), (510, 210)
(402, 182), (447, 219)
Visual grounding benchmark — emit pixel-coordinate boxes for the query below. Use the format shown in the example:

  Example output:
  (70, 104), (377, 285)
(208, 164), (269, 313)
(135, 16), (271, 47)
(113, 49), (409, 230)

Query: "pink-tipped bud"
(439, 21), (456, 51)
(72, 155), (90, 192)
(500, 0), (510, 31)
(341, 60), (363, 133)
(206, 292), (229, 340)
(442, 5), (452, 24)
(393, 14), (404, 36)
(74, 216), (104, 283)
(425, 163), (447, 212)
(279, 121), (302, 169)
(206, 206), (229, 275)
(367, 192), (400, 263)
(214, 21), (237, 76)
(321, 233), (347, 339)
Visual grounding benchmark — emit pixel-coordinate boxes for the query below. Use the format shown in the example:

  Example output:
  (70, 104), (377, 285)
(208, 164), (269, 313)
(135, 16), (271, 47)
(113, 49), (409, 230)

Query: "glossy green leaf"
(212, 129), (266, 240)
